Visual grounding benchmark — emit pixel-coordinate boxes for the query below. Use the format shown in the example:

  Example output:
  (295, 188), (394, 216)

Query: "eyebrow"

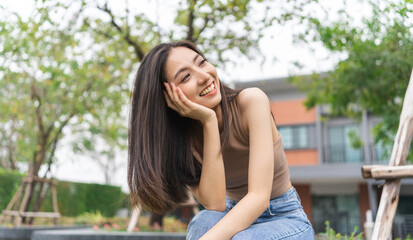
(173, 54), (201, 81)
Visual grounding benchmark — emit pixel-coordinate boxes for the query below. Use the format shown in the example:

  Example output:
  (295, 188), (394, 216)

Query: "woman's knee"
(187, 210), (226, 240)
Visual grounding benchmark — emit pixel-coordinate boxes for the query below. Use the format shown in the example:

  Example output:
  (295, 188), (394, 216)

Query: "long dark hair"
(128, 41), (240, 213)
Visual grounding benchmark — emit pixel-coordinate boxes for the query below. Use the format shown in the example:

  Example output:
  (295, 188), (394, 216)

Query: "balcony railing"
(323, 145), (364, 164)
(321, 144), (392, 164)
(368, 143), (390, 164)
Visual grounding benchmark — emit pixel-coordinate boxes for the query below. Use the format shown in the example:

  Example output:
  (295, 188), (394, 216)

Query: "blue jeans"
(187, 187), (315, 239)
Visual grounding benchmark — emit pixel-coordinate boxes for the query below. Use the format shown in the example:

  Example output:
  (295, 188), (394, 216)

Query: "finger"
(173, 85), (194, 112)
(176, 87), (193, 108)
(164, 84), (185, 113)
(171, 85), (194, 116)
(170, 83), (181, 104)
(164, 82), (175, 102)
(165, 83), (184, 110)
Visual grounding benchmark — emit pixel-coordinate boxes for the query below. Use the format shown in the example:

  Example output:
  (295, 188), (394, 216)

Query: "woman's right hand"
(163, 82), (216, 124)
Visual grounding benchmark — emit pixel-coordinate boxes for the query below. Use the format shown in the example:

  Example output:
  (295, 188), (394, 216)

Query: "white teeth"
(200, 83), (215, 96)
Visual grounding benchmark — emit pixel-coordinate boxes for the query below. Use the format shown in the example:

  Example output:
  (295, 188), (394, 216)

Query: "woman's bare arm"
(200, 88), (275, 240)
(163, 82), (226, 211)
(191, 115), (226, 211)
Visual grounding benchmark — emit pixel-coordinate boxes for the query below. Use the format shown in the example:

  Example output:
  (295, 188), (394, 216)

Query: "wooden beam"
(362, 165), (386, 178)
(371, 165), (413, 179)
(362, 165), (413, 179)
(23, 176), (54, 183)
(372, 69), (413, 240)
(2, 210), (19, 216)
(1, 176), (60, 226)
(2, 210), (60, 218)
(20, 212), (60, 218)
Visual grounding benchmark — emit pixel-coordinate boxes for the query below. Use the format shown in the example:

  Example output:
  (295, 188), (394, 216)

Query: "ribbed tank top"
(192, 98), (291, 201)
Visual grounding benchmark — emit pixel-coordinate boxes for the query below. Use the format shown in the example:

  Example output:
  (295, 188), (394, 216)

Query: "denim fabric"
(186, 187), (315, 240)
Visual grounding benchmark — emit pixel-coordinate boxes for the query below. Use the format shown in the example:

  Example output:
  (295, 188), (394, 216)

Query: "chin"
(204, 94), (222, 109)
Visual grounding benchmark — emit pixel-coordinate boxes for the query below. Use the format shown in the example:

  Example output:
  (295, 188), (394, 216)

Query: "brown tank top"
(193, 98), (291, 201)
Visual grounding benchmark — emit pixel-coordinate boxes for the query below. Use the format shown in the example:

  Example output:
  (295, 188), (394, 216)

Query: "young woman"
(128, 41), (315, 239)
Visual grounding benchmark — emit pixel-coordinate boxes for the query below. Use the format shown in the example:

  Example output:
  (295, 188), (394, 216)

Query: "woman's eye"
(182, 73), (190, 82)
(200, 59), (206, 66)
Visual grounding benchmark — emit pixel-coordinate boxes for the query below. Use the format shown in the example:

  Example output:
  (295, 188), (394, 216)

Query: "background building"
(233, 76), (413, 238)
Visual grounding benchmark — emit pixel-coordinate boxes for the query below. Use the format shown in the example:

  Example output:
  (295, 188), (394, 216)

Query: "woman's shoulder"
(236, 87), (270, 111)
(235, 88), (280, 142)
(233, 88), (271, 133)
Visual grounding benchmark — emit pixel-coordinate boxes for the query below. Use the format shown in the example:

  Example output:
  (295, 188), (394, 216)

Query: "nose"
(195, 68), (210, 84)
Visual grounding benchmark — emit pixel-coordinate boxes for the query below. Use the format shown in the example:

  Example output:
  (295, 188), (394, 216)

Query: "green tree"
(78, 0), (318, 66)
(28, 0), (318, 185)
(0, 0), (319, 222)
(291, 0), (413, 161)
(0, 5), (130, 222)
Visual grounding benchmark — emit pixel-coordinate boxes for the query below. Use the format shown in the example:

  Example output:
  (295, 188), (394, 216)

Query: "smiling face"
(164, 47), (222, 110)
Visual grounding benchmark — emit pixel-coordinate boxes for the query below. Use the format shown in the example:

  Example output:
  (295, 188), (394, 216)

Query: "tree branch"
(30, 80), (45, 142)
(30, 77), (48, 174)
(42, 134), (59, 179)
(96, 3), (145, 60)
(194, 14), (210, 42)
(187, 0), (196, 42)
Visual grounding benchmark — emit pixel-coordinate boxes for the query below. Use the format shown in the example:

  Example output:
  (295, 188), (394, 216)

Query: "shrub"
(0, 168), (24, 210)
(0, 169), (125, 217)
(41, 181), (125, 217)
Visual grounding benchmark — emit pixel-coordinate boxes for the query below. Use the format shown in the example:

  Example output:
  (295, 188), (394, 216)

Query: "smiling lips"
(200, 82), (216, 96)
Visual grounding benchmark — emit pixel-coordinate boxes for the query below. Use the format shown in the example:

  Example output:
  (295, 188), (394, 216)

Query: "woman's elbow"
(204, 199), (226, 212)
(248, 192), (271, 212)
(262, 198), (270, 210)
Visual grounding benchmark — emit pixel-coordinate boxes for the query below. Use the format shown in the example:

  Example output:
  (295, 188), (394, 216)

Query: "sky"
(0, 0), (370, 192)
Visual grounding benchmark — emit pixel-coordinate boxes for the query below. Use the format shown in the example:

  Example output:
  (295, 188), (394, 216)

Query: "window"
(312, 195), (361, 235)
(393, 196), (413, 238)
(278, 125), (312, 150)
(279, 127), (294, 149)
(327, 124), (362, 163)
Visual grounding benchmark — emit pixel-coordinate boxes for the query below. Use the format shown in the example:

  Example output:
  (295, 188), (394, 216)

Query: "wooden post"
(16, 176), (34, 226)
(0, 176), (61, 226)
(362, 165), (413, 179)
(51, 180), (59, 225)
(0, 184), (24, 224)
(127, 205), (142, 233)
(362, 69), (413, 240)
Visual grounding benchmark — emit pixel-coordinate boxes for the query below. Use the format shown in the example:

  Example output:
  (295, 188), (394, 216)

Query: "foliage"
(316, 221), (363, 240)
(0, 171), (125, 217)
(0, 5), (130, 176)
(395, 234), (412, 240)
(75, 0), (319, 66)
(74, 210), (105, 225)
(0, 168), (24, 210)
(0, 0), (321, 218)
(0, 0), (131, 216)
(41, 181), (125, 217)
(348, 130), (364, 150)
(291, 0), (413, 161)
